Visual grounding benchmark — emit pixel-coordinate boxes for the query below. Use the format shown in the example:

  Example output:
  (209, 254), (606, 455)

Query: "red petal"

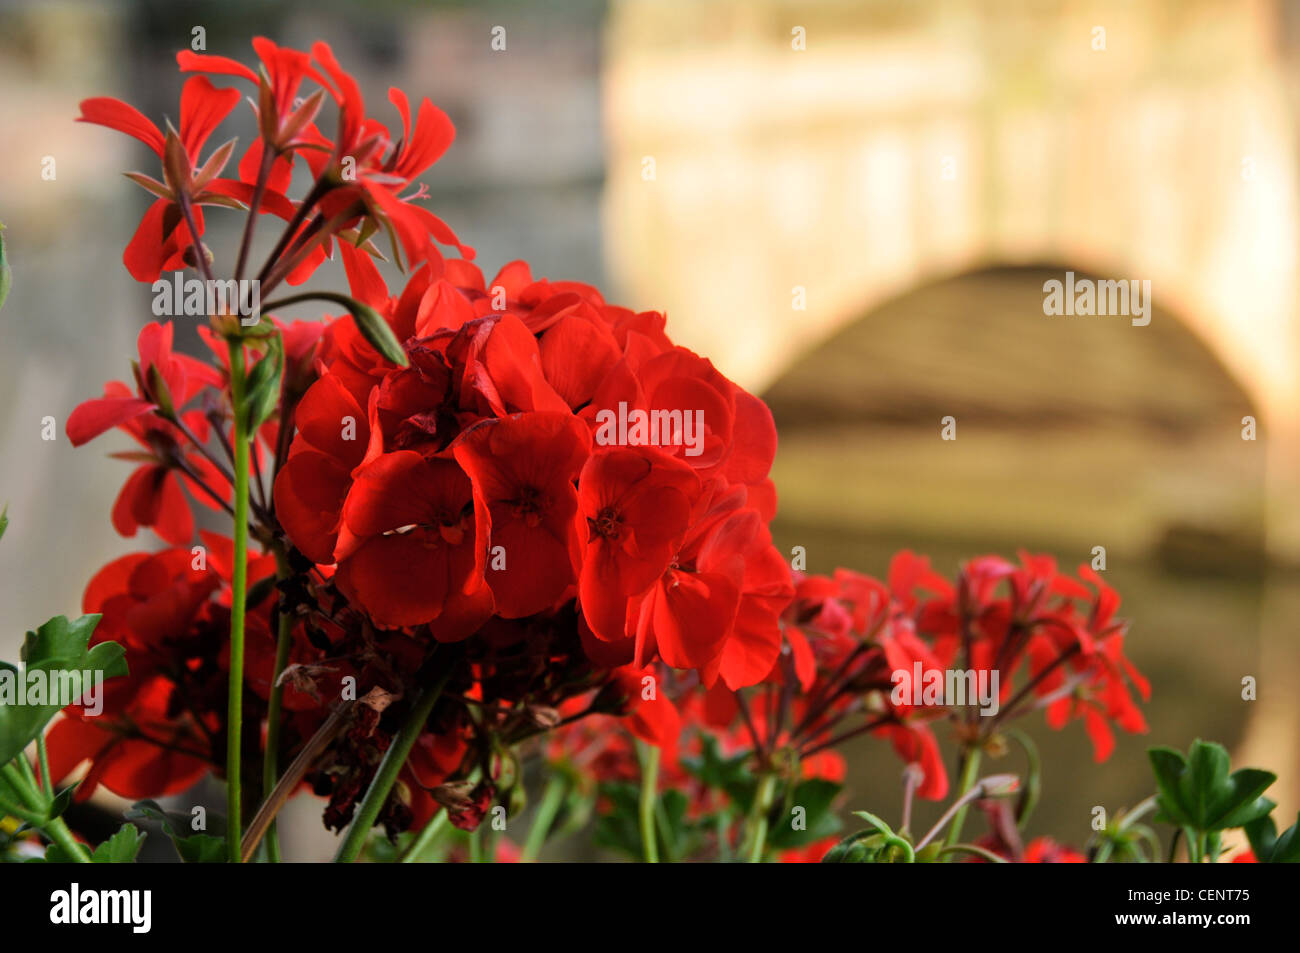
(66, 396), (153, 446)
(77, 97), (165, 156)
(180, 76), (241, 159)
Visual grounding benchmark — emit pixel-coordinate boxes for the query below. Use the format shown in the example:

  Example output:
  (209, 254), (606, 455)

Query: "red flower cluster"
(676, 551), (1148, 802)
(79, 39), (469, 283)
(62, 38), (793, 845)
(273, 256), (792, 688)
(55, 37), (1153, 863)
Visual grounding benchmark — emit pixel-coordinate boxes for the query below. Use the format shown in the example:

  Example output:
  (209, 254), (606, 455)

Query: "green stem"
(520, 774), (568, 863)
(637, 741), (660, 863)
(943, 747), (982, 853)
(1118, 795), (1158, 830)
(716, 813), (733, 862)
(226, 341), (250, 864)
(334, 670), (452, 863)
(0, 762), (42, 811)
(0, 790), (44, 827)
(398, 810), (450, 863)
(13, 749), (38, 793)
(45, 816), (92, 863)
(937, 843), (1008, 863)
(260, 549), (294, 863)
(745, 773), (779, 863)
(36, 736), (52, 794)
(1, 762), (90, 862)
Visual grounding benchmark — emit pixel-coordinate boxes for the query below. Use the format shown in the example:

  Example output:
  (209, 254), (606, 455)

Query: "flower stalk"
(942, 747), (982, 854)
(744, 772), (779, 863)
(637, 741), (660, 863)
(225, 339), (250, 863)
(259, 545), (295, 862)
(520, 774), (568, 863)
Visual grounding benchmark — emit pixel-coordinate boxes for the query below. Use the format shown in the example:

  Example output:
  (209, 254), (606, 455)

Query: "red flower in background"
(46, 548), (219, 800)
(67, 322), (218, 445)
(178, 37), (326, 191)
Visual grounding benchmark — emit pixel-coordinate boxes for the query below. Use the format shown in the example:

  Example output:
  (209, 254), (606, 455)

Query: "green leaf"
(680, 734), (755, 809)
(1148, 746), (1191, 826)
(588, 783), (704, 862)
(90, 824), (145, 863)
(34, 843), (79, 864)
(126, 800), (226, 863)
(0, 504), (9, 541)
(0, 615), (127, 766)
(48, 781), (81, 821)
(590, 783), (643, 860)
(656, 789), (695, 863)
(767, 778), (842, 849)
(1179, 740), (1232, 828)
(1147, 740), (1276, 834)
(1244, 810), (1300, 863)
(1213, 770), (1276, 829)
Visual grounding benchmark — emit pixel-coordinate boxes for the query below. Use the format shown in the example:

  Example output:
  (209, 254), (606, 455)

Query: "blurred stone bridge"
(603, 0), (1300, 812)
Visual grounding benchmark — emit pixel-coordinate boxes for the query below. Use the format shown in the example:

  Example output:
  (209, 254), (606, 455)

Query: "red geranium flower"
(335, 450), (492, 635)
(577, 446), (700, 645)
(78, 77), (250, 281)
(453, 411), (590, 618)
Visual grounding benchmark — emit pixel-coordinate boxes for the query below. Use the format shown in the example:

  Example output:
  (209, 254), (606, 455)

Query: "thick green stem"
(637, 741), (660, 863)
(521, 774), (568, 863)
(260, 549), (294, 863)
(1, 762), (43, 812)
(334, 671), (452, 863)
(943, 747), (982, 853)
(1, 762), (89, 862)
(744, 773), (779, 863)
(0, 789), (43, 826)
(226, 341), (250, 864)
(44, 816), (92, 863)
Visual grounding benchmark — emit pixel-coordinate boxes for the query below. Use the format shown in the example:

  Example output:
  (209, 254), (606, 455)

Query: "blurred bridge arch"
(603, 0), (1300, 814)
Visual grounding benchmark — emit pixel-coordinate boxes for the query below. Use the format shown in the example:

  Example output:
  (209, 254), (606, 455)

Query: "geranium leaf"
(0, 615), (127, 766)
(126, 799), (227, 863)
(1148, 745), (1189, 827)
(768, 779), (842, 848)
(90, 823), (145, 863)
